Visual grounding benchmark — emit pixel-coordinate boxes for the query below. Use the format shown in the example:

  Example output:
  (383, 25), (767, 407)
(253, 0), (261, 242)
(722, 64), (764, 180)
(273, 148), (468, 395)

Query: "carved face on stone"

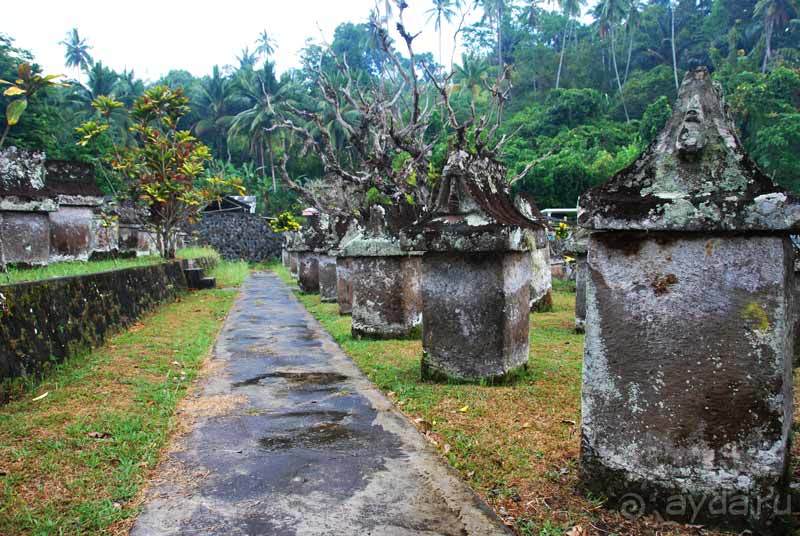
(676, 95), (706, 157)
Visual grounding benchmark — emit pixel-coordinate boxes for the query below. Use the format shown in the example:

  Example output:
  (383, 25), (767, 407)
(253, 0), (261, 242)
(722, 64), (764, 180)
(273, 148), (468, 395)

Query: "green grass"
(210, 260), (251, 288)
(0, 257), (163, 286)
(269, 263), (744, 536)
(176, 246), (222, 263)
(0, 289), (236, 535)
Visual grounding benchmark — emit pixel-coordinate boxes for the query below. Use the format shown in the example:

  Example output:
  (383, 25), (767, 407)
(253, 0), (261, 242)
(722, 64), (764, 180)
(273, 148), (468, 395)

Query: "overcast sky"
(2, 1), (487, 82)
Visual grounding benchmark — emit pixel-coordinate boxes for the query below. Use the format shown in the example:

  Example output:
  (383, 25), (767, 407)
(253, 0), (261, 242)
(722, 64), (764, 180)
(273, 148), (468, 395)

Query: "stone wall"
(0, 262), (187, 390)
(193, 212), (281, 262)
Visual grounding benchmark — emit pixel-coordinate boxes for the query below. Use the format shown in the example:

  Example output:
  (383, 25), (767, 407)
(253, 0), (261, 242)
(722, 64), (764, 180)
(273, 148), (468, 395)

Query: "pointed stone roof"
(579, 67), (800, 232)
(401, 150), (547, 252)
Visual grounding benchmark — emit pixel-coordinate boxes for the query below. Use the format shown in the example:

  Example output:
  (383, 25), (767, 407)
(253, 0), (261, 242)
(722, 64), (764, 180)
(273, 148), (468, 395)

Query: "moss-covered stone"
(0, 262), (187, 392)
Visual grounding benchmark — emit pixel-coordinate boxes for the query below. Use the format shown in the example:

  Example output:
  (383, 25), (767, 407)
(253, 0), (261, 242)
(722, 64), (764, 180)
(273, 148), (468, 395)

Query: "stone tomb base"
(351, 255), (422, 339)
(530, 245), (553, 313)
(289, 252), (299, 278)
(574, 256), (587, 333)
(336, 257), (354, 315)
(297, 252), (319, 293)
(581, 234), (793, 531)
(318, 254), (337, 303)
(1, 212), (50, 266)
(421, 252), (531, 381)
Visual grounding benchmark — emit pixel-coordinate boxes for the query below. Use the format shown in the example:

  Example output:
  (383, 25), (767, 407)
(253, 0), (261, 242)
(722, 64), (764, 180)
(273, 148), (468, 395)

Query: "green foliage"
(639, 96), (672, 145)
(751, 112), (800, 191)
(365, 186), (392, 207)
(270, 211), (302, 232)
(0, 62), (66, 147)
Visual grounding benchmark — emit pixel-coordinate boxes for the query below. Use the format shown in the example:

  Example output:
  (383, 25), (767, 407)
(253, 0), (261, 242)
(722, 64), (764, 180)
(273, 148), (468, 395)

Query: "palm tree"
(237, 47), (258, 70)
(623, 0), (642, 84)
(229, 62), (293, 192)
(60, 28), (93, 72)
(193, 65), (236, 158)
(755, 0), (799, 72)
(453, 54), (490, 99)
(670, 0), (679, 91)
(255, 30), (277, 60)
(72, 61), (119, 109)
(596, 0), (629, 121)
(477, 0), (508, 67)
(555, 0), (586, 89)
(426, 0), (460, 66)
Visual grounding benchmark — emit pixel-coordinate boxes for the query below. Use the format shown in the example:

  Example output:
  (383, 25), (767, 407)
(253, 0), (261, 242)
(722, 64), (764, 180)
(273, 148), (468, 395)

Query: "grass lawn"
(0, 288), (236, 535)
(0, 257), (163, 286)
(269, 264), (798, 536)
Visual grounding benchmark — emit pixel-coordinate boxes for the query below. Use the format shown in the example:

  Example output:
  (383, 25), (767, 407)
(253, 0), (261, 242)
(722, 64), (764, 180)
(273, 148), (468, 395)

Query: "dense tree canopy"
(1, 0), (798, 212)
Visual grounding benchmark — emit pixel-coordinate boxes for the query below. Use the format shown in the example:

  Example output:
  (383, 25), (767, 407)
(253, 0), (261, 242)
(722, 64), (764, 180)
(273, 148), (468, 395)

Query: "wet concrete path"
(132, 272), (509, 535)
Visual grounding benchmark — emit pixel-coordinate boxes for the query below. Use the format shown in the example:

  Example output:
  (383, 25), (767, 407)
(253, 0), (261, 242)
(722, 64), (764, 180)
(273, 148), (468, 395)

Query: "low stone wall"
(193, 212), (281, 262)
(0, 262), (187, 387)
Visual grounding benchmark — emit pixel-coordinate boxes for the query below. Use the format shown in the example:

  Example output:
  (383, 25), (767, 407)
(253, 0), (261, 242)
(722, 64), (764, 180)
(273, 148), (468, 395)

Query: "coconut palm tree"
(555, 0), (586, 89)
(192, 65), (236, 158)
(237, 47), (258, 70)
(255, 30), (277, 60)
(453, 54), (490, 99)
(229, 62), (294, 192)
(477, 0), (508, 67)
(426, 0), (460, 66)
(755, 0), (799, 72)
(623, 0), (642, 84)
(60, 28), (93, 72)
(596, 0), (630, 121)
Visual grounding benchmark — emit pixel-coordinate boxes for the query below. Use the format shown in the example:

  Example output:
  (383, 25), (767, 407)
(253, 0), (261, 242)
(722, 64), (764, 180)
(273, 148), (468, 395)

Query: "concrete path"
(132, 272), (509, 536)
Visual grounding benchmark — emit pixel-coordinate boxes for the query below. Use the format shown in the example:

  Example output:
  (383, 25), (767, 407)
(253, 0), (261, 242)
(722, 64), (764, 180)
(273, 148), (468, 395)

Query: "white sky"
(1, 1), (484, 82)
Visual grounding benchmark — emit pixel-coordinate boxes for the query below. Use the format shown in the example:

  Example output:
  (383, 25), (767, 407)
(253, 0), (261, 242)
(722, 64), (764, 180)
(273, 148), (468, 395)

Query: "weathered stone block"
(318, 254), (338, 302)
(1, 212), (50, 266)
(298, 252), (320, 293)
(49, 206), (93, 261)
(581, 234), (793, 529)
(574, 256), (587, 333)
(421, 252), (531, 381)
(351, 255), (422, 339)
(289, 252), (299, 278)
(336, 257), (354, 315)
(530, 241), (553, 313)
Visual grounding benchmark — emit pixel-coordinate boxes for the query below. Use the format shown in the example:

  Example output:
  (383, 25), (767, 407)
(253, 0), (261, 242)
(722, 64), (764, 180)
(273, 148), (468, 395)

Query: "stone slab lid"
(401, 150), (547, 252)
(579, 67), (800, 232)
(340, 205), (419, 257)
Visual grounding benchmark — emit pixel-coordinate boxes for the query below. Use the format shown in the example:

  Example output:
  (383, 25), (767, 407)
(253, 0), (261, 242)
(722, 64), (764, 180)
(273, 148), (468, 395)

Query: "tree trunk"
(269, 143), (277, 192)
(624, 28), (634, 85)
(762, 18), (774, 73)
(0, 123), (11, 149)
(610, 26), (630, 122)
(0, 214), (7, 274)
(556, 18), (570, 89)
(497, 3), (503, 68)
(671, 1), (679, 91)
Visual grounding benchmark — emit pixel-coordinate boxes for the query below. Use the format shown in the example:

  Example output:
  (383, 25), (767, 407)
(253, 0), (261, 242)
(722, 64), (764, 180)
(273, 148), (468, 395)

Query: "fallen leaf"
(459, 405), (469, 413)
(414, 418), (432, 432)
(443, 444), (451, 454)
(31, 392), (49, 402)
(87, 431), (112, 439)
(566, 525), (587, 536)
(561, 419), (577, 426)
(521, 422), (531, 429)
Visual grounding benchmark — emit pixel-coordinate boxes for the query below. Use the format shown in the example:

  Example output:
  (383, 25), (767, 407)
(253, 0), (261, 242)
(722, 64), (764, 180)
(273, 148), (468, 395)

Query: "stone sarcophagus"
(402, 150), (547, 381)
(530, 228), (553, 312)
(320, 217), (359, 306)
(563, 226), (589, 333)
(341, 205), (422, 339)
(578, 67), (800, 532)
(295, 210), (328, 294)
